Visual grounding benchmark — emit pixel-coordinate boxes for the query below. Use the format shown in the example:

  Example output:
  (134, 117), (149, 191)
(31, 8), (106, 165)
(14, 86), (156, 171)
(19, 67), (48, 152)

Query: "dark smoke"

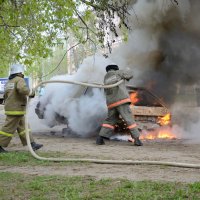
(140, 29), (200, 105)
(134, 0), (200, 106)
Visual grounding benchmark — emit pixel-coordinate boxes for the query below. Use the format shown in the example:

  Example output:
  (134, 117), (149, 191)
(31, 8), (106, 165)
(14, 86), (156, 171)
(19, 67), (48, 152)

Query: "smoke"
(33, 0), (200, 141)
(67, 88), (107, 136)
(111, 0), (194, 104)
(110, 0), (200, 141)
(34, 55), (109, 136)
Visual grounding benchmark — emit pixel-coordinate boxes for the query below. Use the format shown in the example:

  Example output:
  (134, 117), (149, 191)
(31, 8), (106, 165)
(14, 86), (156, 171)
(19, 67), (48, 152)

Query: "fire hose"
(25, 80), (200, 169)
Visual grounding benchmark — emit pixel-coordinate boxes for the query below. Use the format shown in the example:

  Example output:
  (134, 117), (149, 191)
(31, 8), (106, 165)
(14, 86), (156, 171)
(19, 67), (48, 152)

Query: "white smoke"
(67, 88), (107, 136)
(34, 55), (110, 136)
(33, 0), (200, 141)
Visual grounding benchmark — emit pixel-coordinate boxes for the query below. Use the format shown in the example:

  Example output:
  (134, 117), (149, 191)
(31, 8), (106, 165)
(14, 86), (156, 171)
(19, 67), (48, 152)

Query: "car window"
(128, 87), (163, 107)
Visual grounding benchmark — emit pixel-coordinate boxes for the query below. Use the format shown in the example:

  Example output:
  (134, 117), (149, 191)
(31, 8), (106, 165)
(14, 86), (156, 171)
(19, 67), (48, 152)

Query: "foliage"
(0, 0), (130, 70)
(0, 0), (179, 77)
(0, 65), (8, 77)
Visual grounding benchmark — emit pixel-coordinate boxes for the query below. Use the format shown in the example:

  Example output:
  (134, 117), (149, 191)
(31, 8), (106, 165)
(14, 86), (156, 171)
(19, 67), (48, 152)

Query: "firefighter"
(0, 64), (43, 153)
(96, 64), (143, 146)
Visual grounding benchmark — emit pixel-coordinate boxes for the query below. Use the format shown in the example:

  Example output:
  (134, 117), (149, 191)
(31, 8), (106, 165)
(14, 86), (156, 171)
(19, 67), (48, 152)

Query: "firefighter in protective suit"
(96, 64), (143, 146)
(0, 64), (43, 153)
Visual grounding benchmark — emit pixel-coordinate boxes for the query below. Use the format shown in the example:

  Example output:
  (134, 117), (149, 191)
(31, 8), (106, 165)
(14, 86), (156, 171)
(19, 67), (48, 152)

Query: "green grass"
(0, 172), (200, 200)
(0, 151), (90, 166)
(1, 152), (200, 199)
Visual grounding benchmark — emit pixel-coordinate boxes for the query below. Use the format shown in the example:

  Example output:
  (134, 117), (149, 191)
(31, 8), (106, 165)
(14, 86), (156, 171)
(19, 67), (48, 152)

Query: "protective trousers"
(0, 115), (34, 147)
(99, 103), (140, 139)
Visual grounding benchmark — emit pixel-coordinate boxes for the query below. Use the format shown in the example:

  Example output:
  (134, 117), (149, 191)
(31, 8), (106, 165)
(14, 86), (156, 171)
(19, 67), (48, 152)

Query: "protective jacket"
(4, 76), (30, 115)
(104, 70), (133, 109)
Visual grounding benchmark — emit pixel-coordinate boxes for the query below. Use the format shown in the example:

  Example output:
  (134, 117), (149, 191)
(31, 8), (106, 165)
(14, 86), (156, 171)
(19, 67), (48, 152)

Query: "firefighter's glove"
(125, 77), (132, 81)
(123, 76), (133, 82)
(29, 90), (35, 98)
(122, 73), (133, 81)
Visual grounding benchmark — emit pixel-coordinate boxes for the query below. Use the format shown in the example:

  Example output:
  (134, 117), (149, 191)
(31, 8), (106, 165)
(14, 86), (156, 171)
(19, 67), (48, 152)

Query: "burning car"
(35, 84), (171, 137)
(115, 85), (171, 134)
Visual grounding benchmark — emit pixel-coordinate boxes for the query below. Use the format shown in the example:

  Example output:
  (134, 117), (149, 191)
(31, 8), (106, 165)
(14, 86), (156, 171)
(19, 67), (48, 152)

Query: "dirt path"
(1, 102), (200, 183)
(1, 133), (200, 183)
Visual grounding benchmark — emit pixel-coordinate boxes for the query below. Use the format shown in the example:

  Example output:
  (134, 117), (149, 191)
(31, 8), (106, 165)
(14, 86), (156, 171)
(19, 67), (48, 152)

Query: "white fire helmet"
(10, 64), (24, 75)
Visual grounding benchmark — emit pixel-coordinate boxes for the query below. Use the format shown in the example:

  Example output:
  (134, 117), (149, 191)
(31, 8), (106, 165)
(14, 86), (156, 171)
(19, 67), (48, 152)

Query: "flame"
(140, 126), (177, 140)
(157, 113), (171, 126)
(130, 92), (139, 105)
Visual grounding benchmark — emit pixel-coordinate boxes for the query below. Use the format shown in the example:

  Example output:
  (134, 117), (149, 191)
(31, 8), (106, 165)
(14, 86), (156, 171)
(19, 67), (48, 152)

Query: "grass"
(0, 151), (91, 167)
(1, 152), (200, 199)
(0, 172), (200, 200)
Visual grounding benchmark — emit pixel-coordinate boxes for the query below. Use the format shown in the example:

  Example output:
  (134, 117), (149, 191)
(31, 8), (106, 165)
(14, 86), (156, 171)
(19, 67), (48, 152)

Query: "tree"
(0, 0), (179, 77)
(0, 0), (130, 71)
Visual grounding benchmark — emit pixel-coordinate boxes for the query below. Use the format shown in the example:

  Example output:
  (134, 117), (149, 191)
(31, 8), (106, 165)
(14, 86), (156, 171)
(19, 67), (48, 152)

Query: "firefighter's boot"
(134, 138), (143, 146)
(31, 142), (43, 151)
(96, 136), (105, 145)
(0, 146), (8, 153)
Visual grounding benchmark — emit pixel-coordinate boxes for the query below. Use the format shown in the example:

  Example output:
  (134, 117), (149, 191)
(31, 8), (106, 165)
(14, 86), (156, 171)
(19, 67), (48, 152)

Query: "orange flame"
(157, 113), (171, 126)
(140, 127), (176, 140)
(130, 92), (139, 105)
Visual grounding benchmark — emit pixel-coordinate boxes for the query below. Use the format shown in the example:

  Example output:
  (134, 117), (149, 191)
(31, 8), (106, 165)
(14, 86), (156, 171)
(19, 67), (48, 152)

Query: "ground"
(1, 104), (200, 183)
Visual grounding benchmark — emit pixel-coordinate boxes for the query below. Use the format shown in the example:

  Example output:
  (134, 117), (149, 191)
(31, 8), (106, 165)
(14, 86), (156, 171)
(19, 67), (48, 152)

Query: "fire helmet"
(106, 64), (119, 72)
(10, 64), (25, 75)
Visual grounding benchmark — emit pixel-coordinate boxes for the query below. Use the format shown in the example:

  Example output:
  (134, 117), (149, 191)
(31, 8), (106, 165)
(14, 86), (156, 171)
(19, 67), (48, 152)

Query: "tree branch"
(0, 24), (20, 27)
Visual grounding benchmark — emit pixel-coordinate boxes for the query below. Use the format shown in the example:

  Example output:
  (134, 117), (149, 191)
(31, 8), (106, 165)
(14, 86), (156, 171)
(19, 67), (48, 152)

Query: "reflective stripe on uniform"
(128, 123), (137, 129)
(5, 111), (26, 115)
(19, 129), (30, 136)
(102, 124), (115, 129)
(107, 98), (131, 109)
(0, 131), (14, 137)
